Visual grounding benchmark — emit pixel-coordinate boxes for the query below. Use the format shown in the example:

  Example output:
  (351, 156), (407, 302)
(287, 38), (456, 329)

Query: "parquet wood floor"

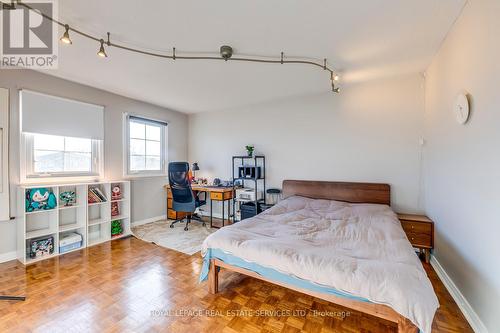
(0, 235), (473, 332)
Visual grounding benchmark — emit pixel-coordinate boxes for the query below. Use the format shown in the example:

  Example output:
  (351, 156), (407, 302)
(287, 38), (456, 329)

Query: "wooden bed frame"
(208, 180), (418, 333)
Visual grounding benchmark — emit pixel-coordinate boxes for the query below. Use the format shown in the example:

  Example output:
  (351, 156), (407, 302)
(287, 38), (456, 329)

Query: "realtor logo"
(0, 0), (58, 69)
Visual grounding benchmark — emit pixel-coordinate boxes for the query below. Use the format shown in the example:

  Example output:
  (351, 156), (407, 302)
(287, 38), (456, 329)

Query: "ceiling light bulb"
(97, 39), (107, 58)
(333, 75), (339, 81)
(60, 24), (72, 44)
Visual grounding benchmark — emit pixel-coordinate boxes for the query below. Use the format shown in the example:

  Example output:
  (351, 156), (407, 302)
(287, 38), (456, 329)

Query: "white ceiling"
(42, 0), (466, 113)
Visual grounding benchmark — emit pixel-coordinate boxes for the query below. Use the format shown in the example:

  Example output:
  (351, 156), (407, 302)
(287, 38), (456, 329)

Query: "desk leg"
(222, 200), (225, 227)
(210, 198), (213, 228)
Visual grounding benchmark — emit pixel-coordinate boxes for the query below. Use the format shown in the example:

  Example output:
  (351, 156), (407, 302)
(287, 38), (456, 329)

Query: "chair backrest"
(168, 162), (195, 212)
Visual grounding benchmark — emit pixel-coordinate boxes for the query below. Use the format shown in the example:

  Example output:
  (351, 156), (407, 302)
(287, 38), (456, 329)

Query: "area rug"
(131, 220), (216, 255)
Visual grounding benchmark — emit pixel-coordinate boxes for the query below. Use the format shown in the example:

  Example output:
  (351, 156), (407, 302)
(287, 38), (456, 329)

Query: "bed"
(200, 180), (438, 333)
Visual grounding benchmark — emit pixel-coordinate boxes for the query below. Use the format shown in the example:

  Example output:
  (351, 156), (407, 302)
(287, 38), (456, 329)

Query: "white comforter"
(202, 196), (439, 332)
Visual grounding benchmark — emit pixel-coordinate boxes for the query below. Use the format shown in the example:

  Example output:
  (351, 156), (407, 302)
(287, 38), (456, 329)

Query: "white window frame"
(123, 114), (168, 178)
(0, 87), (9, 221)
(20, 133), (104, 183)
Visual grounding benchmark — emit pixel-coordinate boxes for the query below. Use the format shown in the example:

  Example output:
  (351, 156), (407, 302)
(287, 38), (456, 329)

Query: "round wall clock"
(454, 93), (470, 125)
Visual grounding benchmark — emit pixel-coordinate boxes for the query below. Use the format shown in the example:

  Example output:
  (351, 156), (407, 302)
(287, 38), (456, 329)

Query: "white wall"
(189, 73), (425, 214)
(424, 0), (500, 331)
(0, 69), (188, 257)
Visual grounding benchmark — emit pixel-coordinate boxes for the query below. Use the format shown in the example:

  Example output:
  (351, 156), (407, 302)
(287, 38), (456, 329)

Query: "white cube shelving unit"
(17, 181), (131, 265)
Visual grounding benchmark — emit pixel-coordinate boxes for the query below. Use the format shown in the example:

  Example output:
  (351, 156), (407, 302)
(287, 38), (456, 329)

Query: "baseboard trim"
(0, 251), (17, 264)
(199, 210), (225, 220)
(430, 255), (488, 333)
(132, 215), (166, 227)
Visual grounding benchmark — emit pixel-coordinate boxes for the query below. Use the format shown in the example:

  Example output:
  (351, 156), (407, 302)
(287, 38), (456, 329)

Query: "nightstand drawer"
(401, 220), (432, 235)
(405, 232), (432, 248)
(167, 198), (172, 209)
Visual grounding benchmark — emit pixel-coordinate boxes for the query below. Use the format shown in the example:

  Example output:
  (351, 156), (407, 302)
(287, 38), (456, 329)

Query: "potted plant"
(245, 145), (254, 157)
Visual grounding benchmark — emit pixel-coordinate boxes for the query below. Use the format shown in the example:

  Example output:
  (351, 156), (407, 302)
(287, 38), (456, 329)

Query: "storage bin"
(60, 241), (82, 253)
(59, 232), (83, 253)
(240, 202), (262, 220)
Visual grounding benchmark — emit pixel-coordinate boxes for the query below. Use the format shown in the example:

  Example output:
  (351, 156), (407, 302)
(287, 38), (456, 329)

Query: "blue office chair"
(168, 162), (206, 231)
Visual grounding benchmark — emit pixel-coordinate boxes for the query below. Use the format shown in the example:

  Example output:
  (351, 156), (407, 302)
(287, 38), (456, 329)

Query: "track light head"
(330, 73), (340, 82)
(97, 39), (107, 58)
(60, 24), (72, 44)
(333, 87), (340, 93)
(220, 45), (233, 60)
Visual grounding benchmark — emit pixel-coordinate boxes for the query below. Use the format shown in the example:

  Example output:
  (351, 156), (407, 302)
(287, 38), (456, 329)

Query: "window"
(19, 90), (104, 182)
(24, 133), (102, 178)
(125, 115), (167, 176)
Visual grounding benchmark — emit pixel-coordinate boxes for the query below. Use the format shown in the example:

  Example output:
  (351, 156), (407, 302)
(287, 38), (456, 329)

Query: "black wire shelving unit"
(232, 155), (266, 222)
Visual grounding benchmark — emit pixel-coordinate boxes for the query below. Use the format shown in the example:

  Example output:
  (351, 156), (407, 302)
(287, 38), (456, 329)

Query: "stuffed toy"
(111, 185), (122, 200)
(111, 202), (120, 217)
(26, 188), (57, 212)
(59, 191), (76, 206)
(111, 220), (123, 237)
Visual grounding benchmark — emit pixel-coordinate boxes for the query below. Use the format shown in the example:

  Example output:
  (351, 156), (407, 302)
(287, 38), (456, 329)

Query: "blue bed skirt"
(199, 248), (370, 303)
(199, 250), (424, 332)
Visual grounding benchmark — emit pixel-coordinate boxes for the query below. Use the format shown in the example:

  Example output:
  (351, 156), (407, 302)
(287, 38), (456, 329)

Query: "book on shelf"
(88, 190), (99, 203)
(92, 187), (107, 201)
(91, 191), (101, 203)
(88, 187), (107, 203)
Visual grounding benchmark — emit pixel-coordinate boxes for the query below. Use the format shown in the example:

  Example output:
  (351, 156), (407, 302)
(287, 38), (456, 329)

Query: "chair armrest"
(196, 191), (207, 201)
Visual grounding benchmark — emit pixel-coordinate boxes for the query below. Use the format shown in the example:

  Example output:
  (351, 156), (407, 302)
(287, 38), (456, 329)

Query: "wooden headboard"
(282, 180), (391, 206)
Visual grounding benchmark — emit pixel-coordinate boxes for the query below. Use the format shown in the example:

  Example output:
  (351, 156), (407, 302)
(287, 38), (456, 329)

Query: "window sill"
(124, 173), (168, 179)
(21, 175), (102, 185)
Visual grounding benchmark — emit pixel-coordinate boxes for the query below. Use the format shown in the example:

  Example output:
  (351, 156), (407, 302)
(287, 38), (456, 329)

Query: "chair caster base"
(170, 224), (174, 228)
(184, 227), (189, 231)
(202, 222), (206, 227)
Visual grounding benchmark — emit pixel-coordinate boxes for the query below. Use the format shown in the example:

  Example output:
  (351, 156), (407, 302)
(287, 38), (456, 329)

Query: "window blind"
(20, 90), (104, 140)
(129, 115), (168, 127)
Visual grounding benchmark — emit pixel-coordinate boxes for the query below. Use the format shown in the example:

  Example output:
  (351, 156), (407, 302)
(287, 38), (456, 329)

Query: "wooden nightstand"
(397, 214), (434, 263)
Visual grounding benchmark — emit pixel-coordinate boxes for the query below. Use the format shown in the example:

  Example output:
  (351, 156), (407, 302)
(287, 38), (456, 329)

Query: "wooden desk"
(164, 185), (234, 228)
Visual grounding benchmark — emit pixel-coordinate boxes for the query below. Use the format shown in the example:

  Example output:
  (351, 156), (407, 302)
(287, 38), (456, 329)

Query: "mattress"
(201, 195), (439, 333)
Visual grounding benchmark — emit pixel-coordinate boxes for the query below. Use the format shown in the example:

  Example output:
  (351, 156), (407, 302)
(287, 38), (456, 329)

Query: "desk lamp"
(192, 163), (200, 179)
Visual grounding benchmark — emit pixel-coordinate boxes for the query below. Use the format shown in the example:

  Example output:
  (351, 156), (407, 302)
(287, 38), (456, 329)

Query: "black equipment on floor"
(240, 202), (262, 220)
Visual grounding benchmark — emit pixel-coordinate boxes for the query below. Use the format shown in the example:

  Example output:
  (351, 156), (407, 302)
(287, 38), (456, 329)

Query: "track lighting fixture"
(97, 39), (107, 58)
(60, 24), (72, 44)
(9, 1), (341, 92)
